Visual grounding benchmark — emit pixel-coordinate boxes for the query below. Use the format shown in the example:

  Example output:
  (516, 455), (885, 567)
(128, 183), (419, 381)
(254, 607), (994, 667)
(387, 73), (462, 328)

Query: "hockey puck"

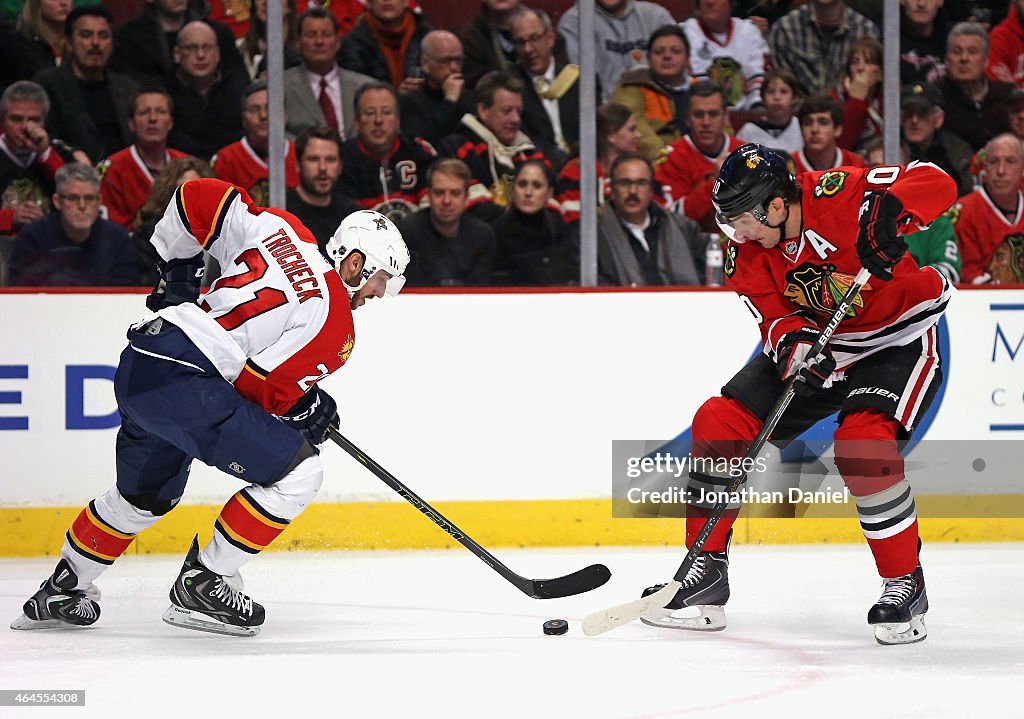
(542, 619), (569, 636)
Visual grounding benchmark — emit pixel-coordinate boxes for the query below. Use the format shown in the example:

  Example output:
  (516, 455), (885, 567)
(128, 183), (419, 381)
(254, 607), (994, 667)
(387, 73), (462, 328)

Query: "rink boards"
(1, 286), (1022, 555)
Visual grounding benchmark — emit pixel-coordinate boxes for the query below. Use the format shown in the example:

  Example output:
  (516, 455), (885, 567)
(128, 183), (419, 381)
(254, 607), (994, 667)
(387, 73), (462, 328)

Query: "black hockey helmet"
(712, 143), (796, 241)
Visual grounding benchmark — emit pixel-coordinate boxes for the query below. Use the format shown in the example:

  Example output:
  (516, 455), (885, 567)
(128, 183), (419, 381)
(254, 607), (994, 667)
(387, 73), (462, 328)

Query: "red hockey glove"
(776, 328), (837, 396)
(856, 192), (908, 281)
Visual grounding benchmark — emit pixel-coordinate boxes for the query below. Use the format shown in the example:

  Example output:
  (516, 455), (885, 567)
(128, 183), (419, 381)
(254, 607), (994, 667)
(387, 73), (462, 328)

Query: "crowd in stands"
(2, 0), (1024, 289)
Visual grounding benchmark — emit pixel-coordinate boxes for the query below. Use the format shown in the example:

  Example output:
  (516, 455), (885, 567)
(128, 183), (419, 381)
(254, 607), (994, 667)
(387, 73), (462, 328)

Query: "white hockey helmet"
(326, 210), (410, 296)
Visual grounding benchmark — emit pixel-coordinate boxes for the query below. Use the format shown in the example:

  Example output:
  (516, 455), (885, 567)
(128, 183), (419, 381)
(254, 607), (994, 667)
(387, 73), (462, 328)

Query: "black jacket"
(33, 65), (138, 163)
(337, 12), (432, 84)
(111, 5), (246, 86)
(398, 208), (497, 287)
(492, 206), (576, 286)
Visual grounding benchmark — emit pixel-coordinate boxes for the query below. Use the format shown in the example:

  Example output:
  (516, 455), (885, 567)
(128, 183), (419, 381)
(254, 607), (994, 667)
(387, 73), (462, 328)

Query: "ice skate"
(11, 559), (100, 630)
(162, 536), (265, 637)
(640, 533), (731, 631)
(868, 562), (928, 645)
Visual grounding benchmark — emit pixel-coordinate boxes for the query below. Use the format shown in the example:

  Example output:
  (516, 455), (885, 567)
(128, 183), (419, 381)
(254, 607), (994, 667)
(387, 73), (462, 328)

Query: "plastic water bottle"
(705, 234), (725, 287)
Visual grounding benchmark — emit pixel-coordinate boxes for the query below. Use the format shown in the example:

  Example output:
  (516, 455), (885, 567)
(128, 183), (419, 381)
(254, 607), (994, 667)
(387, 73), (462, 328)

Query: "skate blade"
(873, 615), (927, 645)
(161, 605), (260, 637)
(640, 605), (726, 632)
(10, 613), (92, 631)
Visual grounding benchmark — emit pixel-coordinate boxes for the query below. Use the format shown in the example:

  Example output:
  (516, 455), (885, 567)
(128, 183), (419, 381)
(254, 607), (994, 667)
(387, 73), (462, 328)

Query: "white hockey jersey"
(681, 17), (768, 111)
(150, 178), (355, 416)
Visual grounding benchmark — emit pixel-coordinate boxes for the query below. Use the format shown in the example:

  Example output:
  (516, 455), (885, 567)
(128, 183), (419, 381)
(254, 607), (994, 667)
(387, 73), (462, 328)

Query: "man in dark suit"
(283, 7), (375, 141)
(510, 7), (581, 160)
(34, 7), (138, 164)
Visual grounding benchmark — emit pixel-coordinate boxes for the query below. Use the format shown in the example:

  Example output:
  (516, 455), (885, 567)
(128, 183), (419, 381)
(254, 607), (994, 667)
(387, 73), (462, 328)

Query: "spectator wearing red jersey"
(211, 80), (299, 207)
(791, 94), (866, 172)
(986, 0), (1024, 90)
(951, 132), (1024, 283)
(99, 88), (189, 229)
(653, 80), (744, 229)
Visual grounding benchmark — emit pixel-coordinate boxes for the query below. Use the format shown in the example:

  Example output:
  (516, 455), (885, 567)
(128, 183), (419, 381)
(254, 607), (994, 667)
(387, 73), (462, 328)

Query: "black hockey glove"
(146, 253), (205, 311)
(856, 192), (908, 281)
(280, 387), (339, 446)
(776, 328), (837, 397)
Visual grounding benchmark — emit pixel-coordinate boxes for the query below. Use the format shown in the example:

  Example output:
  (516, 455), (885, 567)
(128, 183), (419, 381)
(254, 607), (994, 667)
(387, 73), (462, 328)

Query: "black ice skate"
(10, 559), (100, 630)
(161, 535), (265, 637)
(640, 533), (731, 632)
(868, 562), (928, 645)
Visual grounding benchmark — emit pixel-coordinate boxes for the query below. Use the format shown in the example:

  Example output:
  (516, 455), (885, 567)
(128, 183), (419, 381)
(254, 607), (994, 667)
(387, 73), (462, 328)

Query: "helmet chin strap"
(759, 200), (790, 245)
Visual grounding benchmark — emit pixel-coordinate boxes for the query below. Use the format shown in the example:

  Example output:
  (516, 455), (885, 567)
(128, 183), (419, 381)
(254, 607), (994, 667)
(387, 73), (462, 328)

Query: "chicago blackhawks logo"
(944, 203), (962, 225)
(783, 263), (871, 317)
(814, 171), (847, 199)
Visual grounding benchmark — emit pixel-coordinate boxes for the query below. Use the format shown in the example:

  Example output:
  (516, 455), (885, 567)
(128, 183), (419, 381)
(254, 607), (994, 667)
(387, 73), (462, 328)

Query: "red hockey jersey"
(789, 147), (866, 174)
(151, 178), (353, 416)
(212, 138), (299, 208)
(726, 163), (958, 372)
(654, 134), (746, 228)
(948, 186), (1024, 283)
(99, 145), (190, 229)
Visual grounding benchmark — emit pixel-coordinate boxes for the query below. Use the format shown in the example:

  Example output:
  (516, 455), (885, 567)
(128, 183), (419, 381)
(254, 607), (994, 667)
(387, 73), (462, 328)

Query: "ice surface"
(2, 543), (1022, 718)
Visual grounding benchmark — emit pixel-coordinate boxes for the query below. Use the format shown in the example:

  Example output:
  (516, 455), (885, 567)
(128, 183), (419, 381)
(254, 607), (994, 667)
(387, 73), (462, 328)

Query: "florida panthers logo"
(783, 263), (871, 317)
(814, 171), (847, 199)
(374, 217), (387, 230)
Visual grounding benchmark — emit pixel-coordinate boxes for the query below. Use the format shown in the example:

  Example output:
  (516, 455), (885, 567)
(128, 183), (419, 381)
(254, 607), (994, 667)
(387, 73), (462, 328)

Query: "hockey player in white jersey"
(11, 178), (409, 636)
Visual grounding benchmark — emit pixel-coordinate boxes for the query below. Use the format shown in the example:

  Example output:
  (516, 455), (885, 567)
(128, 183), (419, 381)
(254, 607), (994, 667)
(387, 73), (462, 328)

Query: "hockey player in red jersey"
(12, 178), (409, 637)
(640, 143), (957, 645)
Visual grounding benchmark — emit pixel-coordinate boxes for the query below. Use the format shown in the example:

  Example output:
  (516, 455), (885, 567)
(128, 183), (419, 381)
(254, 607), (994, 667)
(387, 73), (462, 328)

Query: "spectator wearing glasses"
(212, 80), (299, 206)
(597, 152), (706, 286)
(9, 161), (137, 286)
(166, 20), (248, 160)
(398, 30), (476, 146)
(510, 7), (582, 158)
(111, 0), (246, 87)
(339, 81), (436, 224)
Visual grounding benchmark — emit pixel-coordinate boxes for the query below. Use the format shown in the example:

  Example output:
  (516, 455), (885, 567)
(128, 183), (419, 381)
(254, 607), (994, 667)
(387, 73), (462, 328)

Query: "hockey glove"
(776, 328), (837, 396)
(146, 253), (205, 311)
(280, 387), (339, 446)
(856, 192), (908, 281)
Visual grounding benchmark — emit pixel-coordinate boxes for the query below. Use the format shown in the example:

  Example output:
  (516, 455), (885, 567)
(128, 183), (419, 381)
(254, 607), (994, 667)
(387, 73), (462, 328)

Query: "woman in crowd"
(237, 0), (300, 79)
(832, 37), (884, 151)
(14, 0), (70, 78)
(556, 102), (643, 224)
(133, 157), (214, 285)
(493, 160), (574, 286)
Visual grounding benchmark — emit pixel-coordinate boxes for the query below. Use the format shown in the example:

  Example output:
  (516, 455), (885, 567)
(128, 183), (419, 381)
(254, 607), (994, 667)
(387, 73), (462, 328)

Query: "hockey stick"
(327, 429), (612, 599)
(582, 267), (873, 636)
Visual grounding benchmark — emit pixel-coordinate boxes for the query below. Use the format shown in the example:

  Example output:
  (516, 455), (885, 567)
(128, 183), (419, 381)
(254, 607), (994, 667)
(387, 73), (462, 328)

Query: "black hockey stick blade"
(328, 430), (611, 599)
(527, 563), (612, 599)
